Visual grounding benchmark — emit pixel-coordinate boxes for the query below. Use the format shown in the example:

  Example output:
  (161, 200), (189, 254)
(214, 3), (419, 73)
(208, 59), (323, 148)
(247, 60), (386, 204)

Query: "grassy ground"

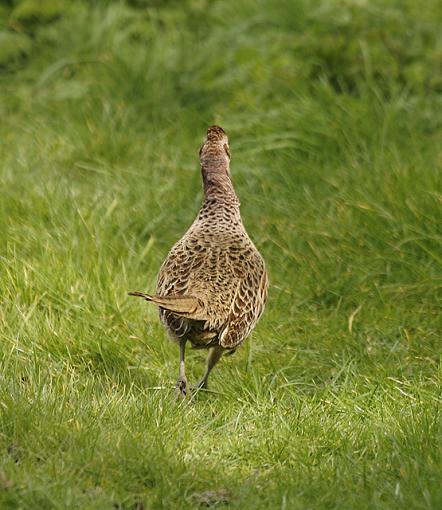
(0, 0), (441, 508)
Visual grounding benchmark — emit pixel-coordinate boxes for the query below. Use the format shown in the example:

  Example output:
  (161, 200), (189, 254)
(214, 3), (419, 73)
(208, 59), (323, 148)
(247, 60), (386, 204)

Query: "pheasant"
(129, 125), (268, 396)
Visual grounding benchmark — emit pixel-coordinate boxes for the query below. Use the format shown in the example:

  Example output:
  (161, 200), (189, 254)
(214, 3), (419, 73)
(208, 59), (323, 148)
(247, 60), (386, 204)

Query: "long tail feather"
(128, 291), (206, 319)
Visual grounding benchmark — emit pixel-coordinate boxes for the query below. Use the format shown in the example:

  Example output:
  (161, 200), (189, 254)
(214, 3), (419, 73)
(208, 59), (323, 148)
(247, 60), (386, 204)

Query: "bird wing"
(156, 239), (193, 296)
(219, 256), (268, 348)
(155, 236), (213, 339)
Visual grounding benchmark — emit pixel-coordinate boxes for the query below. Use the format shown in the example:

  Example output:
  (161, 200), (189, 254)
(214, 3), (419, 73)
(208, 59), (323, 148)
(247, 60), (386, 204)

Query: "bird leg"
(195, 345), (224, 390)
(175, 338), (188, 397)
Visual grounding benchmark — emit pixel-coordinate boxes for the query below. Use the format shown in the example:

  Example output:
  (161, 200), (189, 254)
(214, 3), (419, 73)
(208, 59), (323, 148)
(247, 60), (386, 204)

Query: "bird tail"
(128, 291), (206, 319)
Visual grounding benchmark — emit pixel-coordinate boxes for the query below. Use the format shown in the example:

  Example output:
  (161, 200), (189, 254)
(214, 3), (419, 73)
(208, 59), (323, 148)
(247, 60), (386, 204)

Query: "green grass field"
(0, 0), (441, 508)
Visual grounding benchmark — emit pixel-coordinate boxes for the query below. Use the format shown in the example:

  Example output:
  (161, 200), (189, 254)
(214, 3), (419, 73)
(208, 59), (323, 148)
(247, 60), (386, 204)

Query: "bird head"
(199, 125), (231, 167)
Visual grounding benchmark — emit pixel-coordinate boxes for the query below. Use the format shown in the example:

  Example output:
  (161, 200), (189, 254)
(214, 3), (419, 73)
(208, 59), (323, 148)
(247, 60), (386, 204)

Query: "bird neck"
(201, 161), (239, 207)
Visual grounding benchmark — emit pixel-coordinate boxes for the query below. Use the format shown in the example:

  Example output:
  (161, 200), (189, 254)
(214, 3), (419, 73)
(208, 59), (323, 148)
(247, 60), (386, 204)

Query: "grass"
(0, 0), (441, 508)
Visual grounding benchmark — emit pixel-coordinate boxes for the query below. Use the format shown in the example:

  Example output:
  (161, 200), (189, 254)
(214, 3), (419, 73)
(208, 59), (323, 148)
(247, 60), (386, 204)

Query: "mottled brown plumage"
(129, 125), (268, 395)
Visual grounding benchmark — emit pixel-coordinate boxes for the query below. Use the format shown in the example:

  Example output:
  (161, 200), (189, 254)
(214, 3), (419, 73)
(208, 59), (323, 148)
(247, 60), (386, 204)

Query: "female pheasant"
(129, 126), (268, 396)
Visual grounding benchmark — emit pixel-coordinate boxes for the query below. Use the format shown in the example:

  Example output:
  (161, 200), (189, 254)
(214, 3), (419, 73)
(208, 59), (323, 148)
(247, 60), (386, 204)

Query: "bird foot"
(175, 377), (188, 398)
(191, 379), (208, 392)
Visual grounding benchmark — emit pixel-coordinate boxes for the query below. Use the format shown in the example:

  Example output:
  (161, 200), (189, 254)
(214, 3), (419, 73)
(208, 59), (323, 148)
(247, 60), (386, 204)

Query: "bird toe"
(175, 378), (188, 398)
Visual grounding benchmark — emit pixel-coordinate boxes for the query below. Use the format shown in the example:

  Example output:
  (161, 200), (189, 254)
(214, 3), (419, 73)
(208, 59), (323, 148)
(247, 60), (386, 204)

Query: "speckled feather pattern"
(156, 126), (268, 350)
